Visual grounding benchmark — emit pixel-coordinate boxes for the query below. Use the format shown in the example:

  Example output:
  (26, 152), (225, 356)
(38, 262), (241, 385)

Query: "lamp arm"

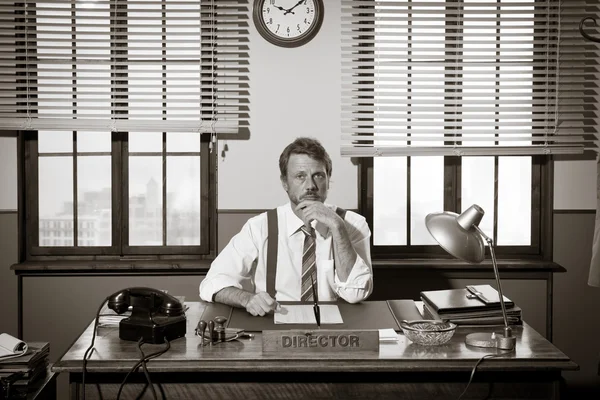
(473, 225), (510, 330)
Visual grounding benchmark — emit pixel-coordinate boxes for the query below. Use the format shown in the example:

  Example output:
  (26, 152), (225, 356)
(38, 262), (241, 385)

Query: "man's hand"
(296, 200), (342, 231)
(244, 292), (279, 316)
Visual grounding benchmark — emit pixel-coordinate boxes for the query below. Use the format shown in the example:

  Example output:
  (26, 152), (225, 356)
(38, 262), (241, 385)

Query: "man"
(199, 137), (373, 316)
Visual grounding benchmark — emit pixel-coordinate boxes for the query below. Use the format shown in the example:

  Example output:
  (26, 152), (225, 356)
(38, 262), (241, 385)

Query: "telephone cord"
(116, 337), (170, 400)
(82, 297), (109, 400)
(136, 338), (158, 400)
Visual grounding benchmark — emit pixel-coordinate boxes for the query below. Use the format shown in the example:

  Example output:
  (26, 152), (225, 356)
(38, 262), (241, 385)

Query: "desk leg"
(17, 274), (23, 339)
(70, 379), (80, 400)
(546, 272), (553, 342)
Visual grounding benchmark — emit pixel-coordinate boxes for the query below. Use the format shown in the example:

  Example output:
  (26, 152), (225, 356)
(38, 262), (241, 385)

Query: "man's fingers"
(246, 292), (277, 316)
(255, 293), (277, 314)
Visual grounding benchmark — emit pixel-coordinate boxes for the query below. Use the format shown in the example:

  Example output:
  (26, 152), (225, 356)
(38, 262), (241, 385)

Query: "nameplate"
(262, 330), (379, 353)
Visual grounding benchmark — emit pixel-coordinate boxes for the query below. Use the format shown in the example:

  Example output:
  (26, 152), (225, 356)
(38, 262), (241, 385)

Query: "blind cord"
(23, 3), (32, 130)
(209, 0), (217, 153)
(554, 0), (561, 138)
(452, 1), (463, 155)
(110, 0), (118, 132)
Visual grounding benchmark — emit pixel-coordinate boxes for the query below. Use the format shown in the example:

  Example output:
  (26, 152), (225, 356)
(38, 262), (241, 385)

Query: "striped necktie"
(300, 226), (317, 302)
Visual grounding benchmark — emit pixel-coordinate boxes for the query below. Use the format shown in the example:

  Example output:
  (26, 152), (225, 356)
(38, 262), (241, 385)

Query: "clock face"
(253, 0), (324, 48)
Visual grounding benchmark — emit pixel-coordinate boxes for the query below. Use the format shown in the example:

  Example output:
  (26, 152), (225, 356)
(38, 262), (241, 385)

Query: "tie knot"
(300, 226), (315, 238)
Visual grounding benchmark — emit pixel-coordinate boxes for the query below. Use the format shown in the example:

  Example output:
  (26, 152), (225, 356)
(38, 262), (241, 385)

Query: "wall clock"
(253, 0), (324, 48)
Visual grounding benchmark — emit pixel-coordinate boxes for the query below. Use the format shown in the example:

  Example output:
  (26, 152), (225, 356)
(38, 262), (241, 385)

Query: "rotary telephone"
(107, 287), (186, 344)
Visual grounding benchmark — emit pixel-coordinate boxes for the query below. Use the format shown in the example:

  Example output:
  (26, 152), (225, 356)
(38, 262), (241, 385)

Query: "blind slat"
(340, 0), (599, 156)
(0, 0), (250, 133)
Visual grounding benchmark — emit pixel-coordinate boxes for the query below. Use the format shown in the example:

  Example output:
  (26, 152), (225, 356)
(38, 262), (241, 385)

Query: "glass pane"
(129, 132), (162, 153)
(77, 157), (112, 246)
(129, 156), (163, 246)
(166, 156), (201, 245)
(498, 157), (531, 245)
(77, 132), (111, 153)
(167, 133), (201, 153)
(462, 157), (495, 238)
(39, 157), (73, 246)
(373, 158), (407, 245)
(39, 131), (72, 153)
(411, 157), (444, 245)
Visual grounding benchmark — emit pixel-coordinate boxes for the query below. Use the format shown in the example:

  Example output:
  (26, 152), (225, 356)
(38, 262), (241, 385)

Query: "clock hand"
(284, 0), (305, 15)
(272, 4), (288, 13)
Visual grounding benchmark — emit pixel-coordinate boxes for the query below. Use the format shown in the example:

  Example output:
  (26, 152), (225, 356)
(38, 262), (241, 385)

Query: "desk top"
(52, 301), (577, 374)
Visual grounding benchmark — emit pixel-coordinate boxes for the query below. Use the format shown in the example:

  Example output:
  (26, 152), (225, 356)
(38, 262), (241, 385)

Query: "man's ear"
(280, 176), (288, 192)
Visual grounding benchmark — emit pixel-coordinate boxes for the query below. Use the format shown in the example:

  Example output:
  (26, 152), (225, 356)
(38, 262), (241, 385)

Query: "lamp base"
(465, 329), (516, 350)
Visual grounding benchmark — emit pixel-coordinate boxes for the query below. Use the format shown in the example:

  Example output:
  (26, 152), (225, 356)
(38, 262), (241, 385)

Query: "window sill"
(11, 259), (212, 276)
(372, 258), (566, 273)
(11, 258), (566, 276)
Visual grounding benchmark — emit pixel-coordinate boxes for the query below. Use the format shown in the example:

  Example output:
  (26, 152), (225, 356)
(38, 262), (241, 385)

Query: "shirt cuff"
(199, 275), (243, 303)
(332, 258), (372, 303)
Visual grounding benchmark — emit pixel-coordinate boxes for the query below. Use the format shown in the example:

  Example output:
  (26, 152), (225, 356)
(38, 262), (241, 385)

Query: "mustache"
(300, 193), (321, 200)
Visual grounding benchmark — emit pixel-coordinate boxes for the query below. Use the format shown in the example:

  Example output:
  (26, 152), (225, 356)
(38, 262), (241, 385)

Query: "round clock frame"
(252, 0), (324, 48)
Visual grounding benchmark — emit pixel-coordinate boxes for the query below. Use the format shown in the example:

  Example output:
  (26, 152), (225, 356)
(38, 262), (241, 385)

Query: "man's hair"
(279, 137), (333, 178)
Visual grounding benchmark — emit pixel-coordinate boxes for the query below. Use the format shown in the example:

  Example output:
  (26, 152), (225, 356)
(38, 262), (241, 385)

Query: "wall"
(0, 136), (18, 339)
(217, 2), (357, 210)
(0, 137), (17, 211)
(0, 1), (599, 398)
(554, 158), (597, 210)
(553, 156), (600, 395)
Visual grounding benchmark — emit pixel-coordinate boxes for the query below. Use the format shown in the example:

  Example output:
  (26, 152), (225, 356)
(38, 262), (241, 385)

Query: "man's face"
(281, 153), (329, 206)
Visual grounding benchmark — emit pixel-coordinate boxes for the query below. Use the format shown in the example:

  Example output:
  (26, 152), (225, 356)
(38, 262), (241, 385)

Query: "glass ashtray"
(399, 319), (457, 346)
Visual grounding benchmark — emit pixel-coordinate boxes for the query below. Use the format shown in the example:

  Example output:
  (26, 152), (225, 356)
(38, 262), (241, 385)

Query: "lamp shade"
(425, 204), (486, 264)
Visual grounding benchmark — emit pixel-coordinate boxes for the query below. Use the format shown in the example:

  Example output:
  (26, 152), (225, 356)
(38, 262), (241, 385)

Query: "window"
(1, 1), (250, 259)
(341, 0), (592, 259)
(25, 130), (212, 257)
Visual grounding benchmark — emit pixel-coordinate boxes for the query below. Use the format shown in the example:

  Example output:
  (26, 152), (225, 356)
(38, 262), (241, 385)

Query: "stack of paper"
(0, 340), (50, 398)
(420, 285), (522, 326)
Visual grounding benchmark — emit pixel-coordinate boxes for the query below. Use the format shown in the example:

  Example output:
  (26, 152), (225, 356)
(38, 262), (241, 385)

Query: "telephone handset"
(107, 287), (186, 344)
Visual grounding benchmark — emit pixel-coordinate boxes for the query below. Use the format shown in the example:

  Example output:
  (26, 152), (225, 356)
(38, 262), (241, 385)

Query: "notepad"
(274, 304), (344, 325)
(0, 333), (28, 361)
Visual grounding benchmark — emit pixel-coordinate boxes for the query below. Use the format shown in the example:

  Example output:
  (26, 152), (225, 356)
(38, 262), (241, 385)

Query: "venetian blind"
(341, 0), (599, 157)
(0, 0), (249, 134)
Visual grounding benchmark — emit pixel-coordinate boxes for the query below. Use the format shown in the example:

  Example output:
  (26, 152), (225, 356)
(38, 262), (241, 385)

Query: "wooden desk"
(53, 301), (577, 400)
(12, 259), (564, 340)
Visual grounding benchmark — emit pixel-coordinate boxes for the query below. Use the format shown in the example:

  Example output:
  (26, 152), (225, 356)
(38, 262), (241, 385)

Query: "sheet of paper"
(379, 328), (399, 342)
(274, 304), (344, 325)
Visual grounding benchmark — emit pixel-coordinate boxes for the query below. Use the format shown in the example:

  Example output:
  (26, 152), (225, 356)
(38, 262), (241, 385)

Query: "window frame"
(21, 130), (217, 261)
(360, 155), (553, 261)
(356, 0), (555, 261)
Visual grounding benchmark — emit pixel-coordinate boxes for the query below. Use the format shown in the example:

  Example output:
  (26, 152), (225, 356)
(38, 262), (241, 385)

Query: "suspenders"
(265, 207), (347, 298)
(266, 209), (278, 298)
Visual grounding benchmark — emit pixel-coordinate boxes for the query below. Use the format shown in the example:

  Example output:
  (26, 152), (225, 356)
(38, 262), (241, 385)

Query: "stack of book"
(0, 341), (50, 398)
(420, 284), (523, 326)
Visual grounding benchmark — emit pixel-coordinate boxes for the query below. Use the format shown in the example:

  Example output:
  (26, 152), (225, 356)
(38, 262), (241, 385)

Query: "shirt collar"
(283, 202), (330, 238)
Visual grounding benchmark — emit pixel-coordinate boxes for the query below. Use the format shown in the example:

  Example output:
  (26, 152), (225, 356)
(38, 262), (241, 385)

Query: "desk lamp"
(425, 204), (516, 351)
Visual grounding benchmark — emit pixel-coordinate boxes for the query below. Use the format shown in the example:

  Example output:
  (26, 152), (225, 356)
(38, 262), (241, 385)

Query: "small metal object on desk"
(214, 316), (228, 342)
(196, 320), (208, 346)
(207, 320), (215, 345)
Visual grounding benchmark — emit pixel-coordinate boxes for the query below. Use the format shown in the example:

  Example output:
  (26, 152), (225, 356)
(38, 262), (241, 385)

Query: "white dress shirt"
(199, 202), (373, 303)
